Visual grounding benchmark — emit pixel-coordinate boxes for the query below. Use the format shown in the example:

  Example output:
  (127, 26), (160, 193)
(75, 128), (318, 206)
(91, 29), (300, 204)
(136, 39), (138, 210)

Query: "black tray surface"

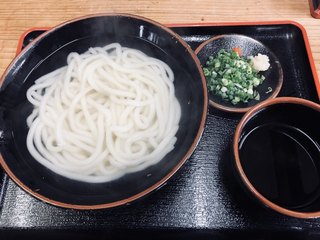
(0, 22), (319, 240)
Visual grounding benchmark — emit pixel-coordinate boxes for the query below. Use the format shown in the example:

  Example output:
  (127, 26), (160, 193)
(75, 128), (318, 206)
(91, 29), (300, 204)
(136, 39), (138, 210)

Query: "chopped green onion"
(203, 49), (267, 105)
(265, 87), (273, 94)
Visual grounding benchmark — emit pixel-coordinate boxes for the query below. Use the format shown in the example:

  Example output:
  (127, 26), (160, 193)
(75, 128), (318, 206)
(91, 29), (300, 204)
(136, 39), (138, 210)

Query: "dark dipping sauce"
(239, 118), (320, 211)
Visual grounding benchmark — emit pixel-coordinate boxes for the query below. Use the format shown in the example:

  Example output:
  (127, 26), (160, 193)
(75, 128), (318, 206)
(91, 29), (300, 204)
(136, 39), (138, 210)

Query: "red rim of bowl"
(195, 34), (283, 113)
(233, 97), (320, 218)
(0, 13), (208, 210)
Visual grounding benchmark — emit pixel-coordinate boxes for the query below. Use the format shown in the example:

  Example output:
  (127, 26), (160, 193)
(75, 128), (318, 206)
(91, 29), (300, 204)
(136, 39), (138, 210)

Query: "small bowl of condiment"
(233, 97), (320, 218)
(195, 34), (283, 113)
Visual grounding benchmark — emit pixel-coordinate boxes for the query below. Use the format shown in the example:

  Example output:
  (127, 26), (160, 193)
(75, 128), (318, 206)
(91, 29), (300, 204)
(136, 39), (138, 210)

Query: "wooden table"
(0, 0), (319, 80)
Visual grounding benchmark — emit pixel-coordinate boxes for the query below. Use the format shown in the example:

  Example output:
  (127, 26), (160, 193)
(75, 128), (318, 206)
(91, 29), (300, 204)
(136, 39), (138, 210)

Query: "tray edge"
(17, 21), (320, 101)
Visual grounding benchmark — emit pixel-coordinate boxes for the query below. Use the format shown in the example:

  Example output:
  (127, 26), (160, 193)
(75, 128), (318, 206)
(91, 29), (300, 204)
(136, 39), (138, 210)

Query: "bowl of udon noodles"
(0, 14), (207, 209)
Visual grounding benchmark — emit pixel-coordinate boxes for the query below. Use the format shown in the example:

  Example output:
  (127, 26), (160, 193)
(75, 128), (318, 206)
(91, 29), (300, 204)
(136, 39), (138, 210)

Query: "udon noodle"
(26, 43), (181, 183)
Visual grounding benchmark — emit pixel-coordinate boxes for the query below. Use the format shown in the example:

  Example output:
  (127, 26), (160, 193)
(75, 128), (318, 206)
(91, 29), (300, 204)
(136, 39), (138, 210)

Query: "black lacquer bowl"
(195, 34), (283, 113)
(234, 97), (320, 218)
(0, 14), (208, 209)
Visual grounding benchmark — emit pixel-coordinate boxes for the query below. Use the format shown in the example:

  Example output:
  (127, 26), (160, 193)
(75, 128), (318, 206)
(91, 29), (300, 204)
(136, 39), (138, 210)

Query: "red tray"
(1, 21), (320, 240)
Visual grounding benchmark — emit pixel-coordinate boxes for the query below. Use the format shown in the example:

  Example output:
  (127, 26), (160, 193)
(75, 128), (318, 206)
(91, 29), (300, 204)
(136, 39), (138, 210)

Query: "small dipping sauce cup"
(233, 97), (320, 218)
